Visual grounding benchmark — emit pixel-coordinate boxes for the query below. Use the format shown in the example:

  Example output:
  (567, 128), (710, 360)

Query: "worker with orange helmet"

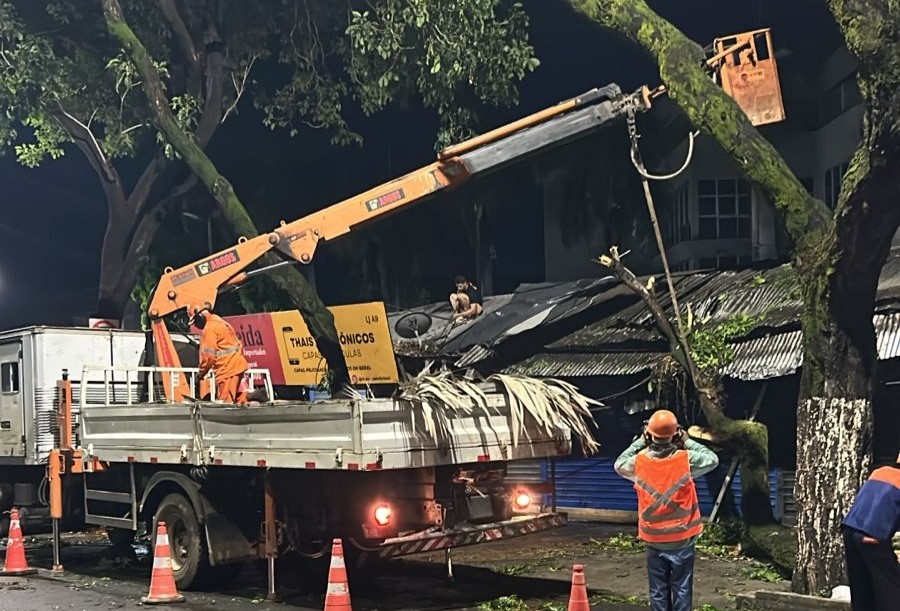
(615, 409), (719, 611)
(189, 304), (249, 405)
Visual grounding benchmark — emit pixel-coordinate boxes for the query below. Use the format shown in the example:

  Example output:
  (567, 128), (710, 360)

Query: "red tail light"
(514, 492), (531, 509)
(374, 504), (392, 526)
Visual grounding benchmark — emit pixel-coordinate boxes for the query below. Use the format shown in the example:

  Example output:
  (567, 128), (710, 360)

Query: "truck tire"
(153, 492), (242, 590)
(154, 492), (209, 590)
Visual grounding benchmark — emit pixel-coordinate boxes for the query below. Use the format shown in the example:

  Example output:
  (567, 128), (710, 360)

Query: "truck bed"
(79, 395), (571, 470)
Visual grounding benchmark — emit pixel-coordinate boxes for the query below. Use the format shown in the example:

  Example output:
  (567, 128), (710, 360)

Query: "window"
(666, 184), (690, 246)
(697, 254), (751, 270)
(819, 75), (862, 126)
(1, 362), (19, 394)
(825, 162), (849, 208)
(697, 179), (752, 240)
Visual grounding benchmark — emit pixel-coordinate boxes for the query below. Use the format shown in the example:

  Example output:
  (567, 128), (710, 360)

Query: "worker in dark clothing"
(841, 453), (900, 611)
(615, 410), (719, 611)
(449, 274), (483, 322)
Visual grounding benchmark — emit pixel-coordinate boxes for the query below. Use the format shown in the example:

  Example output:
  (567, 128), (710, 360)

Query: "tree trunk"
(102, 0), (350, 387)
(567, 0), (900, 593)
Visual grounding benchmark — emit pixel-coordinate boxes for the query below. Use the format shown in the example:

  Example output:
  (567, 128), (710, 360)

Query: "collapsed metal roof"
(390, 251), (900, 382)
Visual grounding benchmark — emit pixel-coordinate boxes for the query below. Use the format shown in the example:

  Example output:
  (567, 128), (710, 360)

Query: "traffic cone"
(0, 508), (35, 576)
(141, 521), (185, 605)
(567, 564), (590, 611)
(324, 538), (352, 610)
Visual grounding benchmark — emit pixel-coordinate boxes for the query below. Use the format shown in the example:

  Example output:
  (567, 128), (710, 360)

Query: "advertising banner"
(225, 302), (399, 386)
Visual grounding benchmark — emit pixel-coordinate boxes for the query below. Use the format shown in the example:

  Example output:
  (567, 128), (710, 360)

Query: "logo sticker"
(171, 268), (197, 286)
(195, 249), (240, 277)
(365, 188), (405, 212)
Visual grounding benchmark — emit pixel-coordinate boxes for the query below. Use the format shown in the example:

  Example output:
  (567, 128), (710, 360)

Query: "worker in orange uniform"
(615, 409), (719, 611)
(841, 452), (900, 611)
(189, 305), (249, 405)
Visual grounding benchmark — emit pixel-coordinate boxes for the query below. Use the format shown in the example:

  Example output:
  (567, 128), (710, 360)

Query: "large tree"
(566, 0), (899, 594)
(0, 0), (538, 384)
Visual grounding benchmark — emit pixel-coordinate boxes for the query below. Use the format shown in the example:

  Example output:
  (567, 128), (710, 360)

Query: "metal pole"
(264, 473), (278, 602)
(551, 458), (557, 513)
(445, 547), (454, 581)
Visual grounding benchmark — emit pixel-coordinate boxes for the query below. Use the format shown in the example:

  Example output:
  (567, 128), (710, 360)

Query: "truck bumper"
(351, 512), (567, 560)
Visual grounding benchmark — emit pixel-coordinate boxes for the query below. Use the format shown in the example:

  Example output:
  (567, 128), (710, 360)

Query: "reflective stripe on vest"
(201, 345), (241, 358)
(634, 451), (703, 544)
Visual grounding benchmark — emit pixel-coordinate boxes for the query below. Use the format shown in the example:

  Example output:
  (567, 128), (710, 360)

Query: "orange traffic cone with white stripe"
(567, 564), (590, 611)
(0, 508), (35, 576)
(141, 521), (185, 605)
(324, 538), (352, 610)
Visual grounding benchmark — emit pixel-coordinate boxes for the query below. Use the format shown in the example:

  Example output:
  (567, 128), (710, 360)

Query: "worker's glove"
(675, 428), (688, 449)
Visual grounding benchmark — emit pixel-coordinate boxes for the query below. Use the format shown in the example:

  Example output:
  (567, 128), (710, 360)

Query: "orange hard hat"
(647, 409), (679, 438)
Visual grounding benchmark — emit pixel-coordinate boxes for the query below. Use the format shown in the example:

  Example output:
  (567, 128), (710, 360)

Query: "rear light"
(514, 491), (531, 509)
(374, 504), (392, 526)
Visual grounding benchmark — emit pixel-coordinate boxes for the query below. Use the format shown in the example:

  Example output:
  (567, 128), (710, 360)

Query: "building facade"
(659, 46), (863, 271)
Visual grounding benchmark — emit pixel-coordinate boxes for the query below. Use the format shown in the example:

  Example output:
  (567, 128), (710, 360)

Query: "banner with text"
(225, 302), (399, 386)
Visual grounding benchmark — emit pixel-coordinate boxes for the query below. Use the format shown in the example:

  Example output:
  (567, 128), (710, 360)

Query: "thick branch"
(102, 0), (350, 387)
(567, 0), (832, 252)
(159, 0), (202, 96)
(597, 248), (724, 424)
(55, 108), (119, 188)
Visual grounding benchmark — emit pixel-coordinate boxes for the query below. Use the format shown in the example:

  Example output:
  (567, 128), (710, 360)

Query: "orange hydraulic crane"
(147, 28), (785, 402)
(148, 82), (650, 399)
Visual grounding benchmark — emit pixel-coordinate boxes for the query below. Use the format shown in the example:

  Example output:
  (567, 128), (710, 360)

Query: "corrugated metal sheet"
(547, 457), (780, 517)
(876, 313), (900, 359)
(505, 352), (662, 377)
(454, 345), (493, 368)
(721, 330), (803, 380)
(509, 312), (900, 381)
(505, 459), (545, 483)
(779, 470), (796, 527)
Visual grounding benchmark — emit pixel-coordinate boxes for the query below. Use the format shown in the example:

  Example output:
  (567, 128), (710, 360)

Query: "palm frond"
(397, 370), (602, 454)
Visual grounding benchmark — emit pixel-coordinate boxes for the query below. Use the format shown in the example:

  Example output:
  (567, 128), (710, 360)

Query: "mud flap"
(201, 502), (255, 566)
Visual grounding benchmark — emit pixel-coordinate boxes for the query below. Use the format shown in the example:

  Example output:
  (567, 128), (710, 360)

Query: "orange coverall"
(198, 313), (249, 404)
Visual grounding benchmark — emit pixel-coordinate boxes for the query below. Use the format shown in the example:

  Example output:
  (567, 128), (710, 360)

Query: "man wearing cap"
(615, 409), (719, 611)
(189, 304), (249, 405)
(841, 452), (900, 611)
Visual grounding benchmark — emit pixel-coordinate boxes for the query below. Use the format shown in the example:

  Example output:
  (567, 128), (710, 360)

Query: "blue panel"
(545, 457), (780, 516)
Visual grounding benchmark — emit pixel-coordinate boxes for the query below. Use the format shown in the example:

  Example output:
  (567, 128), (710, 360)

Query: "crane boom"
(148, 83), (652, 400)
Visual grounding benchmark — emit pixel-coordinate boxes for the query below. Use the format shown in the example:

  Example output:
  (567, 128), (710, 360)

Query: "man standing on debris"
(189, 304), (249, 404)
(449, 274), (483, 322)
(614, 409), (719, 611)
(841, 452), (900, 611)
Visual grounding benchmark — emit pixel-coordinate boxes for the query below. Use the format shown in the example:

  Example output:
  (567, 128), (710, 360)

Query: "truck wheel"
(154, 492), (208, 590)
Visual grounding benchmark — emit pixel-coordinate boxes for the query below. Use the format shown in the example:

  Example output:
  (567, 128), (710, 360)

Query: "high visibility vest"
(633, 450), (703, 544)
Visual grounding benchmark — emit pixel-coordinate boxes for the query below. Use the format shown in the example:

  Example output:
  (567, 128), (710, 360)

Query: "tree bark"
(102, 0), (350, 387)
(569, 0), (900, 593)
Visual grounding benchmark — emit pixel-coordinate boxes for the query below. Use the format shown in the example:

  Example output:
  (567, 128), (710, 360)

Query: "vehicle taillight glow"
(374, 504), (392, 526)
(514, 492), (531, 509)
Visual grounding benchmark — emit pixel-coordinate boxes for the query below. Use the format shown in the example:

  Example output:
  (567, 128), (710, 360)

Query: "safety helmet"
(647, 409), (679, 438)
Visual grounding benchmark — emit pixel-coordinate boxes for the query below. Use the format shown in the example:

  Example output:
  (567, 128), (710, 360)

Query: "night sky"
(0, 0), (841, 329)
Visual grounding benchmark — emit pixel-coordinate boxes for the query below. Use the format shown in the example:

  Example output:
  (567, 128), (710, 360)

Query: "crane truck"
(0, 27), (784, 594)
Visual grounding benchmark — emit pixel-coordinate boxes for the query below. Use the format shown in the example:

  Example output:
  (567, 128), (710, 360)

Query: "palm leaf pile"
(397, 367), (601, 454)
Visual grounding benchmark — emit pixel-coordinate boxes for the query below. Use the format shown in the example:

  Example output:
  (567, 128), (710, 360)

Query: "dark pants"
(647, 544), (695, 611)
(843, 527), (900, 611)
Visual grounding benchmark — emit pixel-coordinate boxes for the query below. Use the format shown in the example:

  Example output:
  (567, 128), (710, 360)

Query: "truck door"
(0, 343), (24, 457)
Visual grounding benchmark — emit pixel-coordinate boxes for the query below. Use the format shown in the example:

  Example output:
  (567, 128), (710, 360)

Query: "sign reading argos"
(223, 302), (399, 386)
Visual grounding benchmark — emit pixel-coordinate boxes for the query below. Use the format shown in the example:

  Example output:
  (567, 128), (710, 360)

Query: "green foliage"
(742, 563), (783, 583)
(346, 0), (539, 148)
(478, 595), (529, 611)
(590, 533), (643, 552)
(689, 313), (761, 372)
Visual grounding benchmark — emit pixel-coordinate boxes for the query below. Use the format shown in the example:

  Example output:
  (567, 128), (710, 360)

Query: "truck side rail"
(79, 365), (275, 408)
